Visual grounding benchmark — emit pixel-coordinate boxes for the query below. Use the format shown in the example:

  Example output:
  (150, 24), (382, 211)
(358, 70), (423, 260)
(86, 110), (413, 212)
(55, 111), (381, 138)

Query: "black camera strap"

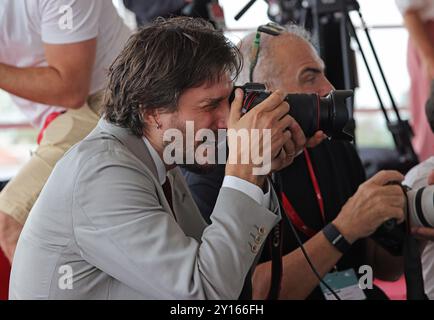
(267, 221), (283, 300)
(404, 235), (428, 300)
(402, 186), (428, 300)
(271, 172), (341, 300)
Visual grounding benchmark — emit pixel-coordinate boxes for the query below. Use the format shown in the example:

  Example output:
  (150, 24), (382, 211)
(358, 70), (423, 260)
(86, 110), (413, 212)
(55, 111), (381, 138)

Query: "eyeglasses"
(249, 22), (286, 82)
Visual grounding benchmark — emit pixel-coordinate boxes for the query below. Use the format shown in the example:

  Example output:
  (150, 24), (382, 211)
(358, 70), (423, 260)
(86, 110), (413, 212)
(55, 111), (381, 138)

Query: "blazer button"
(257, 226), (266, 235)
(250, 243), (259, 254)
(254, 235), (262, 244)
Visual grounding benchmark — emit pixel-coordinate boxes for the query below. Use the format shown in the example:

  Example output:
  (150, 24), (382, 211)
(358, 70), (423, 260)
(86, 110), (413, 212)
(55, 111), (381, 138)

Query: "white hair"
(236, 23), (318, 86)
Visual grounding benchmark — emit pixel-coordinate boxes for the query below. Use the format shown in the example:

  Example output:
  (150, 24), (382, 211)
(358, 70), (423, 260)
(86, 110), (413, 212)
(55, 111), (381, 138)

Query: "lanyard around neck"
(281, 149), (325, 238)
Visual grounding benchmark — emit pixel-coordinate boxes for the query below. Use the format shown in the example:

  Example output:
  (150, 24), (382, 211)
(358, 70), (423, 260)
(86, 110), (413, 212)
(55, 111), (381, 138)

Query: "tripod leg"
(355, 10), (402, 119)
(345, 12), (391, 123)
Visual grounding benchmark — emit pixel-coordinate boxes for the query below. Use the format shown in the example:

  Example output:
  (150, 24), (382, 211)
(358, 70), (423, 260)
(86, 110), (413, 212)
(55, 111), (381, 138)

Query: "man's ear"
(143, 108), (162, 130)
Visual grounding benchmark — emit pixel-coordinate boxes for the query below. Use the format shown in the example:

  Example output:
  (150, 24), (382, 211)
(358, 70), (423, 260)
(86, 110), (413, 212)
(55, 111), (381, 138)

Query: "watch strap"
(323, 223), (352, 254)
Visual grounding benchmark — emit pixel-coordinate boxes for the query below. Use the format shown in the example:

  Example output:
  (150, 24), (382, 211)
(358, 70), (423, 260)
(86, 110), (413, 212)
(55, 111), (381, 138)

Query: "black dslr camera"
(231, 83), (354, 140)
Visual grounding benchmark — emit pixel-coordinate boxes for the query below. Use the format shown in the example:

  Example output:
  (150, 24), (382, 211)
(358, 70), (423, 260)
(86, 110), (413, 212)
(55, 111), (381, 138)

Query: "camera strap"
(404, 235), (428, 300)
(267, 150), (325, 299)
(402, 187), (428, 300)
(281, 149), (326, 238)
(267, 221), (283, 300)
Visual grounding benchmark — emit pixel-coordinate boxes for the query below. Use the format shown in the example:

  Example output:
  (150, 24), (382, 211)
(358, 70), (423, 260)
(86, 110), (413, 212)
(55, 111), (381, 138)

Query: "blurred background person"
(123, 0), (190, 26)
(404, 80), (434, 298)
(396, 0), (434, 161)
(122, 0), (225, 30)
(0, 0), (130, 267)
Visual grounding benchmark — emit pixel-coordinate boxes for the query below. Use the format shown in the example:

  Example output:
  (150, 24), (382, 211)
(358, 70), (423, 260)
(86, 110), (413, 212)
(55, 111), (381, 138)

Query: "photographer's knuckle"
(284, 130), (291, 140)
(392, 185), (402, 195)
(398, 208), (405, 219)
(364, 187), (374, 199)
(252, 110), (261, 122)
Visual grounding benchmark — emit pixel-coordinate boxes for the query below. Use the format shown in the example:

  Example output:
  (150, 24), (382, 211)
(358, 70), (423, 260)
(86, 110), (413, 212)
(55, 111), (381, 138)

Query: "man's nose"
(215, 103), (230, 129)
(319, 77), (335, 97)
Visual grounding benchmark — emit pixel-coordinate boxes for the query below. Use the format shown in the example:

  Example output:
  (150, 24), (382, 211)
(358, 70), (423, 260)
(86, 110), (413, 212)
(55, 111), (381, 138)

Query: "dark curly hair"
(103, 17), (242, 137)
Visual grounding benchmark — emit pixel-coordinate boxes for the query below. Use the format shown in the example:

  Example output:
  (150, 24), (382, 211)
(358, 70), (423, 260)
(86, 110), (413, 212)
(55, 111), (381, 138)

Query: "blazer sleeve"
(72, 148), (280, 299)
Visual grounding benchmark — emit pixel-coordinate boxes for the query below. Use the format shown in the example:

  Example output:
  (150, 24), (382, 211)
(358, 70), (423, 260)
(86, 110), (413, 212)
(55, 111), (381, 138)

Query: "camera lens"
(233, 83), (353, 140)
(285, 90), (353, 139)
(407, 185), (434, 228)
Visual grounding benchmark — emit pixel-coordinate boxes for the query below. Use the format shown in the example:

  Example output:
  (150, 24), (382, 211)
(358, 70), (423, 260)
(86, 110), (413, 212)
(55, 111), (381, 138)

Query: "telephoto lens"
(407, 185), (434, 228)
(231, 83), (354, 140)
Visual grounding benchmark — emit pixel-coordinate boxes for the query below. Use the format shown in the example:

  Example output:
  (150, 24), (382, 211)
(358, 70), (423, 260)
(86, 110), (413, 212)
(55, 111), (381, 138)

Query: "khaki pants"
(0, 92), (103, 224)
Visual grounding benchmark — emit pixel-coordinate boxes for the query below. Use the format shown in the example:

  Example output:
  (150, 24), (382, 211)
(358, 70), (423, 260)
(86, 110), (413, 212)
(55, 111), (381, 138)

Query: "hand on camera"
(333, 170), (406, 244)
(306, 131), (328, 148)
(226, 89), (307, 187)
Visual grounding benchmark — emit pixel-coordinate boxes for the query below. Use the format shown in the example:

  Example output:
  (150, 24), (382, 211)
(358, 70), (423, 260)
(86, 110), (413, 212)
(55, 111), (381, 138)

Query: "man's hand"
(428, 170), (434, 185)
(333, 170), (406, 243)
(306, 131), (327, 148)
(412, 227), (434, 241)
(0, 211), (23, 264)
(226, 89), (306, 187)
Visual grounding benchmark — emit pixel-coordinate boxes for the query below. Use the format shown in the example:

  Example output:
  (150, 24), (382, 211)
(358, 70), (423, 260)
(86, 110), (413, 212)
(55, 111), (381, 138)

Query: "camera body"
(232, 83), (354, 140)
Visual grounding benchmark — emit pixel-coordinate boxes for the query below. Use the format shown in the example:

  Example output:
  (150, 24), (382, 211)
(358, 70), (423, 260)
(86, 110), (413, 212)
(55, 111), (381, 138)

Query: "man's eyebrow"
(198, 96), (226, 105)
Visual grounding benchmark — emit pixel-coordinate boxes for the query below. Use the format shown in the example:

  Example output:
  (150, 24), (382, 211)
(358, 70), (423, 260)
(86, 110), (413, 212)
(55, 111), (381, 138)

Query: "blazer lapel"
(169, 168), (208, 241)
(96, 119), (207, 240)
(97, 119), (159, 180)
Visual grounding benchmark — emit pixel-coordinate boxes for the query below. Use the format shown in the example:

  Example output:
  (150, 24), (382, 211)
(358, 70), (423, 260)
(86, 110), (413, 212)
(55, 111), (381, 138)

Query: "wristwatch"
(322, 223), (352, 254)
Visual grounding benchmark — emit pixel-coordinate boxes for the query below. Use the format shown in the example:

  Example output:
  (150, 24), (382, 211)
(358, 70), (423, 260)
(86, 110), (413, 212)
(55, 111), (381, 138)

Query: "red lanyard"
(281, 149), (325, 238)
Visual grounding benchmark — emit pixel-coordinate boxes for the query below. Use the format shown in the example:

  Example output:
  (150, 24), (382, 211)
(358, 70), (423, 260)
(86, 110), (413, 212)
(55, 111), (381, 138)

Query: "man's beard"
(164, 118), (220, 175)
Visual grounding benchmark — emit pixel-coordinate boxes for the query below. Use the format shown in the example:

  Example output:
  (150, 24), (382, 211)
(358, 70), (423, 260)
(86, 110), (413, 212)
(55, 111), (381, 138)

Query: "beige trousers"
(0, 92), (103, 224)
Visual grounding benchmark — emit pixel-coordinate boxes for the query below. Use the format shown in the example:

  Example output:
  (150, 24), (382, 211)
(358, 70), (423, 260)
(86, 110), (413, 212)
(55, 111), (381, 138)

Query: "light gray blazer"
(9, 119), (280, 300)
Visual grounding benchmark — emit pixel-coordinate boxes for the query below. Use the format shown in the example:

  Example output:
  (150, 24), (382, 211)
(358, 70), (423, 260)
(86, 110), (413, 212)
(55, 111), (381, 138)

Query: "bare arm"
(403, 9), (434, 78)
(252, 170), (406, 299)
(252, 231), (343, 300)
(0, 38), (96, 109)
(253, 229), (404, 300)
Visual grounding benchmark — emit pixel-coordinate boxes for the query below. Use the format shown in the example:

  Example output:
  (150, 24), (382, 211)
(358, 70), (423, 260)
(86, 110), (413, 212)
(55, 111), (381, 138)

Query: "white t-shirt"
(403, 156), (434, 299)
(0, 0), (131, 128)
(396, 0), (434, 22)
